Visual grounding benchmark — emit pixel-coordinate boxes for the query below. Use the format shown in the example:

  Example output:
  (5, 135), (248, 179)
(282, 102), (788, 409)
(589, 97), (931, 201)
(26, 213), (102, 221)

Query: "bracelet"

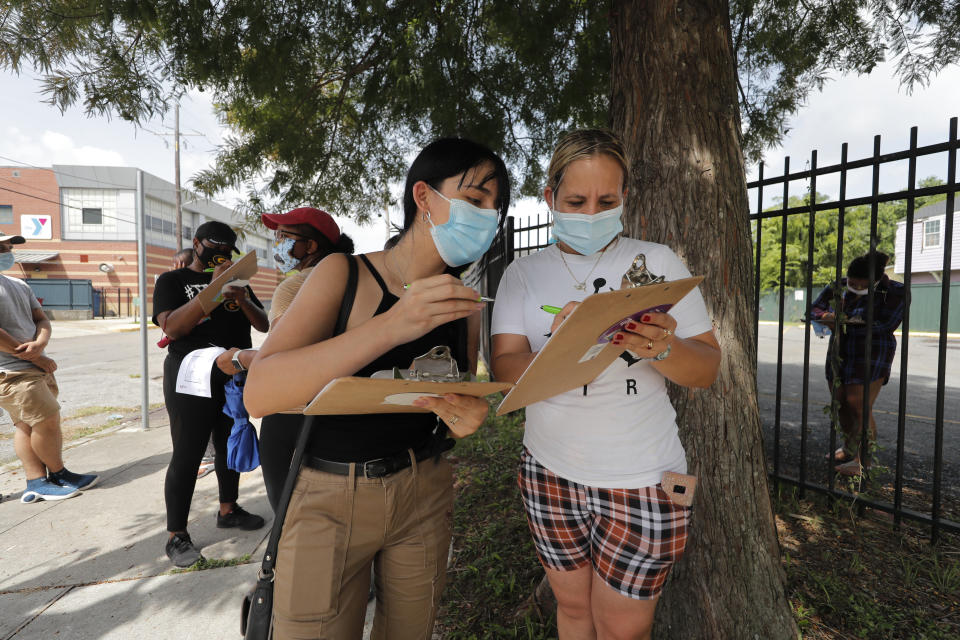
(231, 350), (247, 372)
(653, 344), (672, 361)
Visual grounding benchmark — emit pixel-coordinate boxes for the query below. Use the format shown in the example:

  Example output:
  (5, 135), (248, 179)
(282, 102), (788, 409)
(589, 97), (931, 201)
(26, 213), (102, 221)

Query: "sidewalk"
(0, 409), (374, 639)
(48, 318), (160, 339)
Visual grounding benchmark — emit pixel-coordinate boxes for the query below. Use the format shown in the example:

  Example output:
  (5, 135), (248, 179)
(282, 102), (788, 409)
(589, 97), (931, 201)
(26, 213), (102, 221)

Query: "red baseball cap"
(261, 207), (341, 244)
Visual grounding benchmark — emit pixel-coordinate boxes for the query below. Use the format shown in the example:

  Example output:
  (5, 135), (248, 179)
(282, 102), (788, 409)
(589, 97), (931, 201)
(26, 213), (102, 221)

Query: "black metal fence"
(93, 287), (134, 318)
(479, 118), (959, 542)
(750, 118), (958, 542)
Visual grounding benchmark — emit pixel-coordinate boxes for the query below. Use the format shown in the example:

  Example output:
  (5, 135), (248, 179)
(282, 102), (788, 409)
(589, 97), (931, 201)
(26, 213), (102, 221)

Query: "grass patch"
(67, 405), (123, 419)
(435, 399), (557, 639)
(70, 417), (125, 440)
(775, 485), (960, 639)
(170, 554), (252, 574)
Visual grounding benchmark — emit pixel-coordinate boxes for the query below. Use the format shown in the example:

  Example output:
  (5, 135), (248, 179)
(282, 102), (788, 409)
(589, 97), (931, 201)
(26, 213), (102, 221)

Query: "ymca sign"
(21, 215), (52, 240)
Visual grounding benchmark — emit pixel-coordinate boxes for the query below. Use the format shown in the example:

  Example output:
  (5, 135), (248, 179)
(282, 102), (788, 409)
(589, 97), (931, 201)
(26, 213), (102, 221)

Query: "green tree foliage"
(755, 177), (948, 290)
(2, 1), (959, 219)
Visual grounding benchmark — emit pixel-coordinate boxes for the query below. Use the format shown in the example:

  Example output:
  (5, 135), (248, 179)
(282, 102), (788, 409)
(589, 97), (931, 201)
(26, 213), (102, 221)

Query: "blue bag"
(223, 373), (260, 472)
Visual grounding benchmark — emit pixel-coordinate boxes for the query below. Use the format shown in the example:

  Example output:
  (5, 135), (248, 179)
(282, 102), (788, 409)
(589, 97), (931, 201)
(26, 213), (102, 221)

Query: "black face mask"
(197, 245), (233, 269)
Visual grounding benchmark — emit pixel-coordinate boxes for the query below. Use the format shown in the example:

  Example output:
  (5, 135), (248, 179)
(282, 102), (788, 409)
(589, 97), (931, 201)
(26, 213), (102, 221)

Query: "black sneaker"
(216, 505), (265, 530)
(165, 532), (203, 567)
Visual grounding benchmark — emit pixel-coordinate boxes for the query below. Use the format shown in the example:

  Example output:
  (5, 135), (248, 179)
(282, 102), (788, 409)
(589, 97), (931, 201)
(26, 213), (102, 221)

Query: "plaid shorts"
(518, 448), (690, 600)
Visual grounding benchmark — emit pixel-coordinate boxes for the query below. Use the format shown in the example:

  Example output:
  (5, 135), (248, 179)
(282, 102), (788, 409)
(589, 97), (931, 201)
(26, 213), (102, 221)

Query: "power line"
(0, 154), (141, 192)
(0, 153), (207, 199)
(0, 184), (137, 225)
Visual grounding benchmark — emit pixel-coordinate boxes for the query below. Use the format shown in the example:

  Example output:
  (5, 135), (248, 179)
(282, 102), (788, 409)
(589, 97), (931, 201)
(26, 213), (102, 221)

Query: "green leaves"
(753, 179), (948, 292)
(3, 1), (959, 221)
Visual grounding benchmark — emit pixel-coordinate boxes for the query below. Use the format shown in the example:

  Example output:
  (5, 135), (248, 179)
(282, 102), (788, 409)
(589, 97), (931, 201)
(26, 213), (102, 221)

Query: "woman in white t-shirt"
(491, 129), (721, 640)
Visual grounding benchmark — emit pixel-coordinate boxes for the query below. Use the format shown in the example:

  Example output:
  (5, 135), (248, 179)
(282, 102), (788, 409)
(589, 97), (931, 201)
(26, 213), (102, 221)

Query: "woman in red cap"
(218, 207), (355, 510)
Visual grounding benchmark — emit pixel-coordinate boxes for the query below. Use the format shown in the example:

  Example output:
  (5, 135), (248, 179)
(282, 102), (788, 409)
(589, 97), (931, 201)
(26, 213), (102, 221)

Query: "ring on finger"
(449, 415), (460, 425)
(646, 340), (654, 350)
(662, 328), (673, 339)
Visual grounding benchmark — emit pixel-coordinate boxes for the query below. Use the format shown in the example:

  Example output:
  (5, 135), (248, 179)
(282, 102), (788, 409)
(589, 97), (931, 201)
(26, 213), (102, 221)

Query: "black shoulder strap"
(358, 254), (391, 296)
(259, 253), (358, 577)
(335, 255), (359, 336)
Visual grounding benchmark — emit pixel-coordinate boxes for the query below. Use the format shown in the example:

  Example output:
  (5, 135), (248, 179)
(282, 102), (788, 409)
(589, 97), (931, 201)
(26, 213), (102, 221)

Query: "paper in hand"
(175, 347), (226, 397)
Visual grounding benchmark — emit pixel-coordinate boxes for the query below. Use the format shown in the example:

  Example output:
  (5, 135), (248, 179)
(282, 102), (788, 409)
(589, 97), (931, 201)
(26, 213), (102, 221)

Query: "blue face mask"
(427, 187), (499, 266)
(272, 237), (300, 273)
(551, 204), (624, 256)
(0, 251), (14, 272)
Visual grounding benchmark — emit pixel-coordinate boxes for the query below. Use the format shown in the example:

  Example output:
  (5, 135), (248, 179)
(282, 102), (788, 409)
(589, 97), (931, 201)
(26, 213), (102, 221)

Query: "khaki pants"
(0, 370), (60, 425)
(272, 453), (454, 640)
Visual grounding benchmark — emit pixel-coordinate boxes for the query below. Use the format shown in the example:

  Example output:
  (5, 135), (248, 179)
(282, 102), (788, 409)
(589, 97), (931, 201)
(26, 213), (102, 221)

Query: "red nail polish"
(625, 322), (637, 331)
(641, 314), (651, 323)
(612, 339), (622, 345)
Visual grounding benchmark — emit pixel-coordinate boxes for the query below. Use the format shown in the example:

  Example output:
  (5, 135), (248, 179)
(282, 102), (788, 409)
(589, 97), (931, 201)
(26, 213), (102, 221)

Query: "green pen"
(540, 305), (563, 315)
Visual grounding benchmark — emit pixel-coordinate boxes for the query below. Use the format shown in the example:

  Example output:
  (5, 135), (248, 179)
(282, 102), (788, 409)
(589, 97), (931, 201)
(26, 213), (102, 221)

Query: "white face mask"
(847, 284), (870, 296)
(0, 251), (14, 272)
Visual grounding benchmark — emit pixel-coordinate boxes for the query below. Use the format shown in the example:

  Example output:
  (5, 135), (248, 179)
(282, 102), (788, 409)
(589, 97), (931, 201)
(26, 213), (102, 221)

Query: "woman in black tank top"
(245, 138), (511, 640)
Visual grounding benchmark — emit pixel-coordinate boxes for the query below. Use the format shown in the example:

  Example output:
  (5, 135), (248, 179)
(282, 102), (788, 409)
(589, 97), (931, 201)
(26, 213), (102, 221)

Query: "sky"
(1, 59), (958, 254)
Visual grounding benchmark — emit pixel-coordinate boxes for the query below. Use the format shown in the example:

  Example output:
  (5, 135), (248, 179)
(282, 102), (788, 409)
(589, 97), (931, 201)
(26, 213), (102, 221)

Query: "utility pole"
(175, 104), (182, 250)
(144, 101), (203, 247)
(135, 170), (149, 430)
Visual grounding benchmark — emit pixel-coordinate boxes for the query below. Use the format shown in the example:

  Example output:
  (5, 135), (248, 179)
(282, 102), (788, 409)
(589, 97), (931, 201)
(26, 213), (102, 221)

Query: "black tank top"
(306, 254), (467, 461)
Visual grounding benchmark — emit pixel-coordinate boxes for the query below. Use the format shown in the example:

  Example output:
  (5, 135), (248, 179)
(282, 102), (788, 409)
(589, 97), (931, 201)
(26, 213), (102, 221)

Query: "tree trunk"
(609, 2), (797, 638)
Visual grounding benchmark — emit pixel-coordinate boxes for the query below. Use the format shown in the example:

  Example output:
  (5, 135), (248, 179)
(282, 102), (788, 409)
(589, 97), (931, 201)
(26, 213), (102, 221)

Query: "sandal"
(826, 447), (855, 464)
(835, 458), (866, 477)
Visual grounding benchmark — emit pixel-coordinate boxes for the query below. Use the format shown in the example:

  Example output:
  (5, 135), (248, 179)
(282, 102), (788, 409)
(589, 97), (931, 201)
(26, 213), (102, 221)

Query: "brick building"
(0, 165), (281, 317)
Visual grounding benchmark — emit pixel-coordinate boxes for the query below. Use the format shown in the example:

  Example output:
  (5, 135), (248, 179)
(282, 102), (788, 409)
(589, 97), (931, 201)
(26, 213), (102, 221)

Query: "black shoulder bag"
(241, 255), (359, 640)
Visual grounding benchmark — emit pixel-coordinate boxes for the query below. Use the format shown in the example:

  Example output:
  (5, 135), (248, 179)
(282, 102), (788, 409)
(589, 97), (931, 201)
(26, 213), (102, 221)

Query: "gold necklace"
(385, 247), (409, 289)
(557, 237), (617, 291)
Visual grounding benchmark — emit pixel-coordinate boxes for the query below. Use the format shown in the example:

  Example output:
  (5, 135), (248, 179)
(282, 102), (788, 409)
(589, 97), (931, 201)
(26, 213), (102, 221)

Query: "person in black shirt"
(245, 138), (510, 640)
(152, 221), (270, 567)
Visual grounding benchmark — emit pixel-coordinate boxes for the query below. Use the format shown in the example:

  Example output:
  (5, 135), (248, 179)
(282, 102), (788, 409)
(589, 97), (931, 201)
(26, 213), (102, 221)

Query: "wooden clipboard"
(304, 377), (513, 415)
(495, 276), (703, 416)
(196, 251), (259, 314)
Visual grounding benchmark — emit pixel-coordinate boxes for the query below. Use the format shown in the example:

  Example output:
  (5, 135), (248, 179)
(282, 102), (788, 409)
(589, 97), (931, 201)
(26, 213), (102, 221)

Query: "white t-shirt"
(491, 238), (713, 489)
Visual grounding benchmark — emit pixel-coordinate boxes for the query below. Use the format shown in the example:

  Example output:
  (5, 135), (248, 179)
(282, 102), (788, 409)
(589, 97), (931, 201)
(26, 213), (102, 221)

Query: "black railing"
(93, 287), (134, 318)
(479, 118), (959, 543)
(749, 117), (958, 542)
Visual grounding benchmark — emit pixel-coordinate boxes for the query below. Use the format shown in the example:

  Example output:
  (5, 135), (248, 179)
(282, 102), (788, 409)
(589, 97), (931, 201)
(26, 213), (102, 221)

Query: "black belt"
(303, 437), (455, 479)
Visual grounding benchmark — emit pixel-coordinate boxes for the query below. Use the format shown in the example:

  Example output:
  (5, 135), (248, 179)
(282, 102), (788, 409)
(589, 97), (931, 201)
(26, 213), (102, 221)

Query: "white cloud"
(39, 130), (126, 166)
(750, 61), (960, 209)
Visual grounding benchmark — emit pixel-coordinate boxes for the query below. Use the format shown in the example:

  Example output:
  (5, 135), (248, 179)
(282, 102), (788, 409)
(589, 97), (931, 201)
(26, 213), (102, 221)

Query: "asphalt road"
(3, 322), (956, 514)
(757, 323), (960, 511)
(0, 327), (268, 463)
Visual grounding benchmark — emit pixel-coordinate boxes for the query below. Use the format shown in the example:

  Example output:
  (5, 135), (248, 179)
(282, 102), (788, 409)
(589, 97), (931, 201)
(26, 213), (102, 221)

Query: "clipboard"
(303, 377), (512, 415)
(196, 251), (259, 313)
(303, 346), (512, 415)
(495, 275), (703, 416)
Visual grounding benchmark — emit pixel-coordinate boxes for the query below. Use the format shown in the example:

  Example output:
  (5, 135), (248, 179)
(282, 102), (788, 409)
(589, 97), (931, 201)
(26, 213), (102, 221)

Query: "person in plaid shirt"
(809, 252), (906, 476)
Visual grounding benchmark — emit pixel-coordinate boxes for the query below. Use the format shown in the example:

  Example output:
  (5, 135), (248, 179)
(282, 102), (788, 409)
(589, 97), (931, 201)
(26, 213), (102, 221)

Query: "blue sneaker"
(21, 477), (80, 503)
(51, 468), (99, 490)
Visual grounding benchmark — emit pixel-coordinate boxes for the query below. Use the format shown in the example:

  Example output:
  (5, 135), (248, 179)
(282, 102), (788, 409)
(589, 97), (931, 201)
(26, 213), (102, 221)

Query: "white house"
(894, 199), (959, 285)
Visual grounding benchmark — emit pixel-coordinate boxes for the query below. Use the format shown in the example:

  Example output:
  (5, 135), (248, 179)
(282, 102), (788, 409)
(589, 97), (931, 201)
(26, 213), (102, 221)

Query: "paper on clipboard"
(218, 279), (250, 297)
(196, 251), (259, 314)
(496, 276), (703, 416)
(303, 377), (512, 415)
(175, 347), (226, 397)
